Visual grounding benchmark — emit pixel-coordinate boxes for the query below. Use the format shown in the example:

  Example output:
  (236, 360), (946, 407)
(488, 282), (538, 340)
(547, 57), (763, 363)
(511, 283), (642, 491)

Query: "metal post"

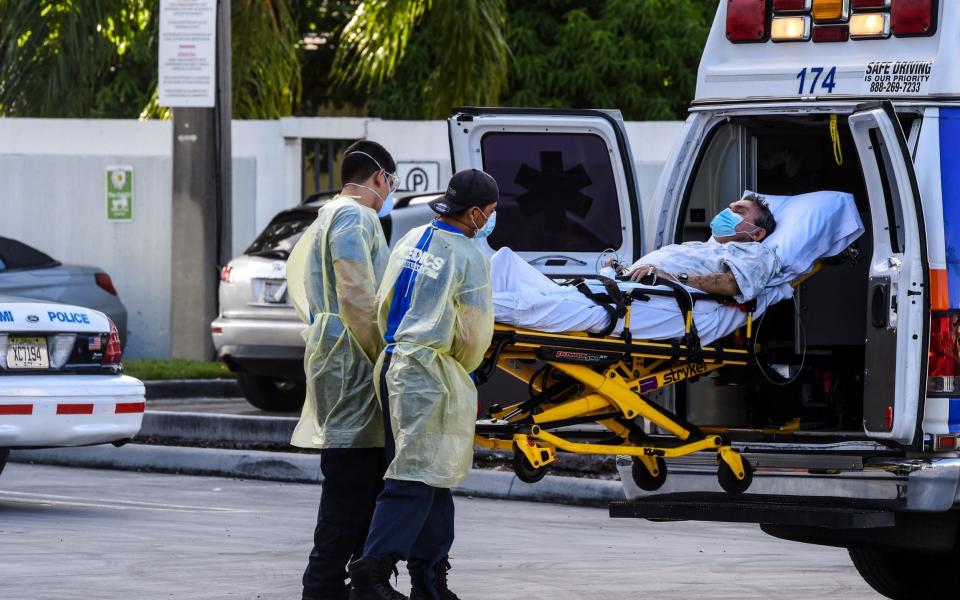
(169, 0), (232, 360)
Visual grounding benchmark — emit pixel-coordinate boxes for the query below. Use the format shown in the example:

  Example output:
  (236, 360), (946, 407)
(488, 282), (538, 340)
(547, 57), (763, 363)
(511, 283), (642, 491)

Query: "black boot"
(348, 556), (408, 600)
(408, 558), (460, 600)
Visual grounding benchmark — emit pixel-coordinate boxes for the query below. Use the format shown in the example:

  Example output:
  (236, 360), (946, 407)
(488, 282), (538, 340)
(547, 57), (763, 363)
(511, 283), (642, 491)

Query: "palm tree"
(0, 0), (299, 119)
(332, 0), (509, 118)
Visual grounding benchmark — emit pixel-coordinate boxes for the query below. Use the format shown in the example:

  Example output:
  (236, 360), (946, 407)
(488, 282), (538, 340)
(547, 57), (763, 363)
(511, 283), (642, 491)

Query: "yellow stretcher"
(474, 274), (769, 494)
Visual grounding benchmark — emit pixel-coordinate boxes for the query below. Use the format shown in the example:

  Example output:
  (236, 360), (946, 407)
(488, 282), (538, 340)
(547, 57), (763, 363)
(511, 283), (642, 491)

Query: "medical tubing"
(753, 294), (807, 387)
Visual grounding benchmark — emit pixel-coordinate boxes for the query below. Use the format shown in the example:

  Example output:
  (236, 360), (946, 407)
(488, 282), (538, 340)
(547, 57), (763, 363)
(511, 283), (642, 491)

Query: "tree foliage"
(0, 0), (300, 119)
(332, 0), (509, 119)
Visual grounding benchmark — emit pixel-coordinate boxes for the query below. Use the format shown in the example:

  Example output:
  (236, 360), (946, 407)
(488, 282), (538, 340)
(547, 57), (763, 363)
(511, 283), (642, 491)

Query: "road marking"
(0, 491), (247, 513)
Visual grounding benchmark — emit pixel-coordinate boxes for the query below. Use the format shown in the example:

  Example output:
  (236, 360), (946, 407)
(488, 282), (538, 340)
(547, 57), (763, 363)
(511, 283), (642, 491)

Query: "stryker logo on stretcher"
(662, 362), (709, 385)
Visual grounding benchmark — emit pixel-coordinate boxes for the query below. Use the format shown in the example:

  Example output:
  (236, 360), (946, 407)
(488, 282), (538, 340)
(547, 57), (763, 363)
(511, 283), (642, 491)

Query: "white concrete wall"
(0, 117), (683, 359)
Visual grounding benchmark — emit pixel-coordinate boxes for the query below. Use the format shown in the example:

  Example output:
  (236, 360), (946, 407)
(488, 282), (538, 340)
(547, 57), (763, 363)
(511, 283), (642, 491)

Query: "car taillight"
(220, 265), (233, 283)
(927, 313), (960, 395)
(727, 0), (769, 42)
(102, 320), (123, 367)
(891, 0), (936, 36)
(95, 273), (118, 296)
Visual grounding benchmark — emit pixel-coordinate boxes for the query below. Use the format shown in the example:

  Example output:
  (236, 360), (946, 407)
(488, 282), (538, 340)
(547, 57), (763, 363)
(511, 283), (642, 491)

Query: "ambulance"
(447, 0), (960, 595)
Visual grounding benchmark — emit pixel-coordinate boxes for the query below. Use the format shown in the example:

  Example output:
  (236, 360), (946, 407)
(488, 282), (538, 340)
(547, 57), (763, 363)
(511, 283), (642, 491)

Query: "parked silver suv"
(212, 192), (439, 411)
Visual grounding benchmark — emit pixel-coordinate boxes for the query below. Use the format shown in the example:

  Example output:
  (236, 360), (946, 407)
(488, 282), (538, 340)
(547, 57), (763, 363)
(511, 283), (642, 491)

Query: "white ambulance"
(449, 0), (960, 595)
(0, 296), (145, 477)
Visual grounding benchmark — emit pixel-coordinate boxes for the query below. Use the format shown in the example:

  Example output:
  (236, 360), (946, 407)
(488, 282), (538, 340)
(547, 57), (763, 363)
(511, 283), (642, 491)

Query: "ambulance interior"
(676, 112), (915, 438)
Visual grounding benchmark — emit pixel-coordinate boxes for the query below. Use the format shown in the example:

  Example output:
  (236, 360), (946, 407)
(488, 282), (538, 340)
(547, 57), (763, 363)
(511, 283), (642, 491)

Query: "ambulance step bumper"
(609, 493), (898, 529)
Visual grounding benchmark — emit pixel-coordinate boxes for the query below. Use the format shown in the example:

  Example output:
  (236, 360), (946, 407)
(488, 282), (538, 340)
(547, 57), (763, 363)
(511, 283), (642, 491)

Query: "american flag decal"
(89, 335), (102, 351)
(639, 377), (658, 392)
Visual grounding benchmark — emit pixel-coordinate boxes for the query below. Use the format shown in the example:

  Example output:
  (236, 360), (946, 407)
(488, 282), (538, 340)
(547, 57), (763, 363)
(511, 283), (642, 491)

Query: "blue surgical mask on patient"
(709, 208), (744, 238)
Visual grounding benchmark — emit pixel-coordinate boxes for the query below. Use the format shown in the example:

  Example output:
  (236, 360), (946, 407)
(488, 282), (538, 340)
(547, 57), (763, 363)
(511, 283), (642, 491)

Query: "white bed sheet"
(491, 248), (790, 345)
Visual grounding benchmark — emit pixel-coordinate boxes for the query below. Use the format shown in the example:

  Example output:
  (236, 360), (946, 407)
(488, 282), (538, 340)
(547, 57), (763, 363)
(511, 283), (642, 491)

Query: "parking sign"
(396, 162), (441, 192)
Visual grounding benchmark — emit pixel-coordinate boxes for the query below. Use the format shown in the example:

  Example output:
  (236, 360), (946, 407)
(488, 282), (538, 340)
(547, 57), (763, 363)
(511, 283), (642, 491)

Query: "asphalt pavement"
(0, 463), (880, 600)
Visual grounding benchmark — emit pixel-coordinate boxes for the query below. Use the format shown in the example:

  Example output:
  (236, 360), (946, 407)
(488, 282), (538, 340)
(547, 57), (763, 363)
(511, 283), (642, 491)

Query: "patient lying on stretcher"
(492, 190), (865, 345)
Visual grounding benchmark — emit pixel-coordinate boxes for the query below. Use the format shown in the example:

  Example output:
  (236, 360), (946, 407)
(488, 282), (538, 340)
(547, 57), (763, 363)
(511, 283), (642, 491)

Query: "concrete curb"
(9, 445), (625, 508)
(144, 379), (240, 400)
(143, 411), (297, 446)
(139, 411), (618, 475)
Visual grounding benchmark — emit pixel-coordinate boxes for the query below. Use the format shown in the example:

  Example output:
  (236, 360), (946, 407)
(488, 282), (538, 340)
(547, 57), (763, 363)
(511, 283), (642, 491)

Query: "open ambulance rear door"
(447, 108), (643, 274)
(848, 100), (929, 444)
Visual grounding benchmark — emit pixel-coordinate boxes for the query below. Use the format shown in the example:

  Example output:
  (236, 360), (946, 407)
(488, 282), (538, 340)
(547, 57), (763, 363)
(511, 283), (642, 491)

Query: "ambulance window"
(480, 132), (623, 252)
(678, 123), (745, 242)
(870, 129), (905, 253)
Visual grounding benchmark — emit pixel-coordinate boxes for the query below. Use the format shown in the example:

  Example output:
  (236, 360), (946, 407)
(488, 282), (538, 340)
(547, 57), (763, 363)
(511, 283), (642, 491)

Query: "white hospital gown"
(630, 239), (780, 303)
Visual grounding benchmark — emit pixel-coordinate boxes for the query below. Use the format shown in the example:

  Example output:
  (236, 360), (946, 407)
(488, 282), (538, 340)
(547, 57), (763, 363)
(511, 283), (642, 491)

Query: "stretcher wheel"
(717, 457), (753, 494)
(631, 456), (667, 491)
(513, 448), (548, 484)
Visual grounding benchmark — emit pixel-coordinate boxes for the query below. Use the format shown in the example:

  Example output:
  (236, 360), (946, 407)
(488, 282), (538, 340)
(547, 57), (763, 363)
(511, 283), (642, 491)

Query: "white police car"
(0, 295), (145, 477)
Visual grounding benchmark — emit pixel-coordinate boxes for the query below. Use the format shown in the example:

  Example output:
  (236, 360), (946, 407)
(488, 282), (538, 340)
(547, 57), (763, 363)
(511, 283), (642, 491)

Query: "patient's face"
(715, 199), (767, 243)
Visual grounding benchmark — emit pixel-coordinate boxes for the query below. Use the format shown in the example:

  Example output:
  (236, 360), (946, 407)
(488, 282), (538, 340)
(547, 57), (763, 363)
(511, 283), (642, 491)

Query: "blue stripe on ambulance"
(383, 226), (437, 352)
(939, 107), (960, 309)
(939, 109), (960, 429)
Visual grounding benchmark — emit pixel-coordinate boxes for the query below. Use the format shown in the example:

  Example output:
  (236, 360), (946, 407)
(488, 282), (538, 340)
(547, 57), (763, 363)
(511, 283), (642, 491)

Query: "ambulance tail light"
(890, 0), (937, 37)
(933, 434), (960, 452)
(102, 320), (123, 368)
(812, 0), (847, 21)
(927, 313), (960, 395)
(850, 12), (891, 38)
(95, 273), (118, 296)
(727, 0), (769, 43)
(772, 16), (811, 41)
(852, 0), (889, 8)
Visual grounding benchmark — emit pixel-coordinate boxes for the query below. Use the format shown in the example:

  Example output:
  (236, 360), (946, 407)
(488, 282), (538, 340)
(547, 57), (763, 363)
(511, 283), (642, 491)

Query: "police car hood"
(0, 295), (111, 334)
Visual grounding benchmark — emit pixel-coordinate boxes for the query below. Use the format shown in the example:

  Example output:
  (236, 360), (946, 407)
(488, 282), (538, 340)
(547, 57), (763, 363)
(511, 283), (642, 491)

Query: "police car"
(448, 0), (960, 595)
(0, 296), (145, 477)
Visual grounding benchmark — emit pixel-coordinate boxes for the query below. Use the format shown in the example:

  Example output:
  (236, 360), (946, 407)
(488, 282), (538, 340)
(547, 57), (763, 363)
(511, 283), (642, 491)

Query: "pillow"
(744, 190), (864, 286)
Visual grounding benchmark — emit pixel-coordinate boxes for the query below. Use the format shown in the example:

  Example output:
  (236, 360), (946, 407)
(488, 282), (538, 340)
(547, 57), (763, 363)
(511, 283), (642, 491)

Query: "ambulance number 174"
(796, 66), (838, 94)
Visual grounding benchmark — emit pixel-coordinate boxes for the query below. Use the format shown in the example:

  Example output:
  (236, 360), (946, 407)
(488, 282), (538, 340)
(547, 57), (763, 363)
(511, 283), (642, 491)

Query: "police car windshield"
(245, 212), (313, 258)
(0, 237), (60, 271)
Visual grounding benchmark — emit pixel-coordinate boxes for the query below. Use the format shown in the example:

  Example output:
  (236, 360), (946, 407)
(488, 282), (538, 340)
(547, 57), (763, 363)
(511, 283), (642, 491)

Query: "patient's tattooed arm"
(685, 271), (740, 297)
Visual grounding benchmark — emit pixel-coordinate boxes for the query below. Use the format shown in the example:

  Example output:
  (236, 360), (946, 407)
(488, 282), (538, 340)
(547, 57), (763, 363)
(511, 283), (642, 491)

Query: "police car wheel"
(631, 456), (667, 491)
(0, 448), (9, 478)
(236, 371), (305, 412)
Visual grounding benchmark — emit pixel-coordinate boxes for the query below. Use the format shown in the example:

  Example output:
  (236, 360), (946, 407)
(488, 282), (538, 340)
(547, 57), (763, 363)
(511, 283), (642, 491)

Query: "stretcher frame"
(474, 275), (773, 494)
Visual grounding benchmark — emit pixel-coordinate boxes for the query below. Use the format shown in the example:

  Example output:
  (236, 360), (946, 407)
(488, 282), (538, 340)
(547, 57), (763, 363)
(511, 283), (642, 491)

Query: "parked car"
(0, 237), (129, 348)
(212, 191), (439, 411)
(0, 295), (145, 478)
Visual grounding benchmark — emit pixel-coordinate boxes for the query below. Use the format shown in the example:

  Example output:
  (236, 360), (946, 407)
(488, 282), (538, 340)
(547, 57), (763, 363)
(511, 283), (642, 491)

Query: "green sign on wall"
(106, 165), (134, 221)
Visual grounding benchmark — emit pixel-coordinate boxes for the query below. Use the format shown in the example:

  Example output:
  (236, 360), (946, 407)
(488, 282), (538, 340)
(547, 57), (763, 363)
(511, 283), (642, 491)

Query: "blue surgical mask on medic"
(378, 193), (395, 218)
(709, 208), (744, 238)
(471, 210), (497, 239)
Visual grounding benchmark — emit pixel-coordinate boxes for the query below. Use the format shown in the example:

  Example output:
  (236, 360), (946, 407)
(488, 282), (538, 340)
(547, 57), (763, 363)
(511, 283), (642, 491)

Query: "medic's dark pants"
(361, 352), (456, 599)
(302, 446), (386, 600)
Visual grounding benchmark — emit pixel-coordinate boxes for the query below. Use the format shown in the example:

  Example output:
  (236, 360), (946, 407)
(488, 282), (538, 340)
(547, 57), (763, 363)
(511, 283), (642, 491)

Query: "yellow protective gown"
(286, 195), (389, 449)
(374, 221), (495, 488)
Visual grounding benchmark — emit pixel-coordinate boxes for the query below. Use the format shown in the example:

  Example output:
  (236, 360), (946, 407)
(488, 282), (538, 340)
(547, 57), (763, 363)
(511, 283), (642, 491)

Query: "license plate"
(7, 336), (49, 369)
(262, 279), (288, 305)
